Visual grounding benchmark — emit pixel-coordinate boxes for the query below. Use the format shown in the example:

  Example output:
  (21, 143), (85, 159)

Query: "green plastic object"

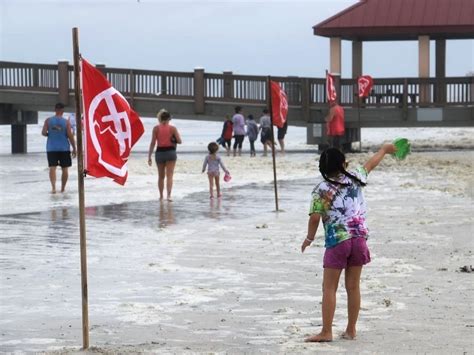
(393, 138), (411, 160)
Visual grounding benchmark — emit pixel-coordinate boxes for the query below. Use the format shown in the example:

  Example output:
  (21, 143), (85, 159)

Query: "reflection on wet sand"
(158, 201), (175, 228)
(208, 197), (221, 219)
(49, 207), (69, 222)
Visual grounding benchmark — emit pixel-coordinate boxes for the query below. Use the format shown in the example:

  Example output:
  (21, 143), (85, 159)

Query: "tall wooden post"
(72, 27), (89, 350)
(267, 77), (279, 212)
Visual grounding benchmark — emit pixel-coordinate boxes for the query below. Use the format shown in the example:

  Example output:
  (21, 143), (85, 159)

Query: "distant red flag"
(358, 75), (374, 98)
(326, 71), (337, 103)
(81, 58), (144, 185)
(270, 80), (288, 128)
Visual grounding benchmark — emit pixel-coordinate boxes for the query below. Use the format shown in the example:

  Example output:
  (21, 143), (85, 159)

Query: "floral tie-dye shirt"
(309, 166), (369, 248)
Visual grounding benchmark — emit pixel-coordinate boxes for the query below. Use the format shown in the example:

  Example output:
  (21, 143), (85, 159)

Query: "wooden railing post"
(194, 67), (205, 114)
(301, 78), (310, 122)
(402, 78), (408, 120)
(33, 66), (39, 88)
(95, 63), (106, 75)
(333, 74), (341, 104)
(470, 75), (474, 104)
(160, 76), (167, 96)
(223, 71), (233, 100)
(129, 70), (135, 107)
(58, 60), (69, 105)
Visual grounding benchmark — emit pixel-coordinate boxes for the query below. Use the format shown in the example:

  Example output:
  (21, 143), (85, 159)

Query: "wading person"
(232, 106), (245, 156)
(42, 102), (77, 194)
(202, 142), (229, 199)
(148, 109), (182, 201)
(246, 114), (259, 157)
(277, 120), (288, 154)
(221, 114), (233, 155)
(325, 101), (345, 151)
(259, 108), (273, 156)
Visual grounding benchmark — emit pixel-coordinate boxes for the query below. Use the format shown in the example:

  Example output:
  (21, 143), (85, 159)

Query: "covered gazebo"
(312, 0), (474, 149)
(313, 0), (474, 104)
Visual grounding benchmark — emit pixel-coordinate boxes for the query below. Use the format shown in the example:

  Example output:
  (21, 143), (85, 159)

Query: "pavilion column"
(351, 40), (363, 147)
(352, 40), (363, 78)
(418, 35), (431, 105)
(435, 39), (446, 104)
(352, 40), (363, 105)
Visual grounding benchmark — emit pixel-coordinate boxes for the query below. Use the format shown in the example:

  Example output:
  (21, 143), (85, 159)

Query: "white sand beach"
(0, 121), (473, 353)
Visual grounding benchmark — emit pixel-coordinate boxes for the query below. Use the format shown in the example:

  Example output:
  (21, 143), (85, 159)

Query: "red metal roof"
(314, 0), (474, 41)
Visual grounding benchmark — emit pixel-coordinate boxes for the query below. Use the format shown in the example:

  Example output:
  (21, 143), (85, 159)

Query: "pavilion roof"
(313, 0), (474, 41)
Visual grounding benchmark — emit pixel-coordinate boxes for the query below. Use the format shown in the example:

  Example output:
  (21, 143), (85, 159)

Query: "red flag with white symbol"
(270, 80), (288, 128)
(358, 75), (374, 98)
(81, 58), (144, 185)
(326, 71), (337, 103)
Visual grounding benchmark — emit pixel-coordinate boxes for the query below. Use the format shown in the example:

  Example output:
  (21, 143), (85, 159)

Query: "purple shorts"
(323, 237), (371, 269)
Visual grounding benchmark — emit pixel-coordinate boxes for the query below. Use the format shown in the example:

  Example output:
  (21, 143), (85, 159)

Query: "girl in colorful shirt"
(202, 142), (230, 199)
(301, 144), (396, 342)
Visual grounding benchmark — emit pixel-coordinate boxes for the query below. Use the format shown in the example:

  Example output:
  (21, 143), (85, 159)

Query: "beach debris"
(256, 223), (268, 229)
(273, 308), (288, 314)
(437, 267), (448, 271)
(382, 298), (392, 307)
(459, 265), (473, 273)
(285, 324), (301, 334)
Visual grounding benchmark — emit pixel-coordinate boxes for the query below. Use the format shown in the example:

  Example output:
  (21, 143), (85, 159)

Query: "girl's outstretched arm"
(363, 143), (396, 174)
(301, 213), (321, 253)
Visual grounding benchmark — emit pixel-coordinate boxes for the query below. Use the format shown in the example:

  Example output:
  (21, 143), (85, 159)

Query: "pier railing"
(1, 61), (472, 108)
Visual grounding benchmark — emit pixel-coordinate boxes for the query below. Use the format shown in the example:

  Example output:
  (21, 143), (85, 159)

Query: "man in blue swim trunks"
(42, 103), (77, 193)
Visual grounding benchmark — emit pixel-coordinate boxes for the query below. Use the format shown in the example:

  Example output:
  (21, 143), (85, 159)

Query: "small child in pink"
(202, 142), (229, 198)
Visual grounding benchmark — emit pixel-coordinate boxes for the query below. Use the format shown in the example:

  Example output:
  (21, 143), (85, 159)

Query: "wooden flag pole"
(267, 76), (279, 211)
(72, 27), (89, 349)
(357, 93), (362, 152)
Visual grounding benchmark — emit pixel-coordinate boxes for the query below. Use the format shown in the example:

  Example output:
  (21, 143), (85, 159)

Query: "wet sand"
(0, 148), (473, 353)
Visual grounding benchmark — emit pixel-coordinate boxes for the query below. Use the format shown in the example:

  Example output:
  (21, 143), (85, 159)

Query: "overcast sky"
(1, 0), (473, 78)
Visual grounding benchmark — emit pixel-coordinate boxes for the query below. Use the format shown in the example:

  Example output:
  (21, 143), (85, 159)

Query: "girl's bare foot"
(304, 332), (333, 342)
(217, 194), (222, 198)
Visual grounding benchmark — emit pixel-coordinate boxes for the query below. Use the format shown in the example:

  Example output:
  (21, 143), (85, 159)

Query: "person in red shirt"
(220, 115), (233, 156)
(325, 102), (345, 151)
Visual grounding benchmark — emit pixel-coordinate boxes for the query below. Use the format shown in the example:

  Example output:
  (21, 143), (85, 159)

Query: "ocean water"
(0, 113), (473, 352)
(0, 112), (472, 215)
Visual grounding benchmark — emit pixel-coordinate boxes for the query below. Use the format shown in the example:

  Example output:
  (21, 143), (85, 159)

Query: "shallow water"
(1, 114), (473, 352)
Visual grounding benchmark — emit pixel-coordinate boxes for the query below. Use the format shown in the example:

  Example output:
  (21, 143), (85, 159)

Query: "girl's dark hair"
(208, 142), (219, 154)
(248, 114), (254, 120)
(319, 148), (366, 187)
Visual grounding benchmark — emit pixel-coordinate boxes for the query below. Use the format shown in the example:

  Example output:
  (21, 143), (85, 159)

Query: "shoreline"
(0, 142), (473, 353)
